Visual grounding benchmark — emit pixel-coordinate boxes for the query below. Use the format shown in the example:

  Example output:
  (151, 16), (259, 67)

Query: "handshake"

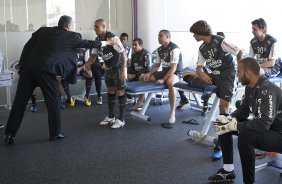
(213, 115), (238, 135)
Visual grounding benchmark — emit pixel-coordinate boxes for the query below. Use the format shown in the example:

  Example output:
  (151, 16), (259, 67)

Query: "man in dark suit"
(4, 15), (114, 144)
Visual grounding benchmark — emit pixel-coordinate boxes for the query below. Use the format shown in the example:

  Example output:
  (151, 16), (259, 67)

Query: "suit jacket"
(19, 26), (102, 83)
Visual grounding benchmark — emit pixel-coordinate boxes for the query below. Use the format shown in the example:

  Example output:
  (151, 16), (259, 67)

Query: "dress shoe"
(49, 133), (65, 141)
(4, 134), (14, 144)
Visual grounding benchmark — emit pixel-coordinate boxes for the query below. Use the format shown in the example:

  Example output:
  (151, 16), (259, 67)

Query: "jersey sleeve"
(221, 39), (241, 56)
(128, 48), (132, 59)
(113, 36), (125, 53)
(84, 49), (90, 61)
(91, 48), (98, 55)
(170, 48), (180, 64)
(249, 45), (255, 57)
(196, 50), (206, 66)
(155, 50), (161, 64)
(269, 42), (279, 60)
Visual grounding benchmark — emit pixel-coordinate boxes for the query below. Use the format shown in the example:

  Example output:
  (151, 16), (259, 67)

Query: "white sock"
(223, 164), (234, 172)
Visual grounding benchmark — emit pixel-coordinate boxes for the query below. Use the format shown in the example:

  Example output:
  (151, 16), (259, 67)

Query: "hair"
(238, 57), (260, 75)
(159, 29), (171, 39)
(251, 18), (267, 33)
(120, 33), (129, 38)
(58, 15), (73, 28)
(190, 20), (212, 36)
(216, 32), (225, 38)
(95, 19), (106, 27)
(133, 38), (143, 46)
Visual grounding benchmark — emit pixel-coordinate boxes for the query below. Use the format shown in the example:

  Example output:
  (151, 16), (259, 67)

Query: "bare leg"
(166, 75), (179, 123)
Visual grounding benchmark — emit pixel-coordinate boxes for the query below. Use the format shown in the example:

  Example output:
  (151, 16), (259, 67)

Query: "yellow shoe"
(84, 96), (91, 106)
(69, 97), (75, 107)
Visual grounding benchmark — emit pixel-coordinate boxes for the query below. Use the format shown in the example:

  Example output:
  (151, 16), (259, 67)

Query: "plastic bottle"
(187, 130), (217, 144)
(0, 50), (3, 73)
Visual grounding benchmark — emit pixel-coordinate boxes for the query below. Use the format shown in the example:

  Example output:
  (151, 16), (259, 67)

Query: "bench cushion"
(267, 73), (282, 83)
(174, 81), (204, 92)
(126, 81), (167, 93)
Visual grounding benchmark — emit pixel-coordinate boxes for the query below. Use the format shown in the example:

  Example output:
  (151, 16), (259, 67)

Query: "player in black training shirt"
(83, 19), (127, 129)
(127, 38), (152, 110)
(210, 57), (282, 184)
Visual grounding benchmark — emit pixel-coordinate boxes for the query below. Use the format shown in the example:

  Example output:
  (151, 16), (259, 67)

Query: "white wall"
(0, 0), (133, 105)
(137, 0), (282, 67)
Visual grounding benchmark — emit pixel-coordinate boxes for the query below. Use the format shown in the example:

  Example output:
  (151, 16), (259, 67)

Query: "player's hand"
(156, 79), (165, 84)
(200, 72), (212, 84)
(143, 73), (151, 81)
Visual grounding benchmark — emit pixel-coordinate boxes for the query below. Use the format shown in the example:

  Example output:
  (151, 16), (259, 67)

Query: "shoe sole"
(111, 123), (125, 129)
(208, 179), (235, 183)
(100, 121), (115, 126)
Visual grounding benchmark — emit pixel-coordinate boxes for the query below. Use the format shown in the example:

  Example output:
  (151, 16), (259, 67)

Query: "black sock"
(108, 93), (116, 118)
(31, 94), (37, 105)
(179, 91), (187, 101)
(118, 95), (126, 121)
(94, 76), (102, 98)
(85, 79), (93, 98)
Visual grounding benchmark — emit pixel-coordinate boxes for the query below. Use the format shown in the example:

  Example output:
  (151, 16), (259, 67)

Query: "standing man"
(89, 19), (127, 129)
(143, 30), (182, 129)
(210, 57), (282, 184)
(4, 15), (114, 144)
(127, 38), (152, 110)
(250, 18), (281, 77)
(185, 20), (242, 118)
(185, 20), (242, 159)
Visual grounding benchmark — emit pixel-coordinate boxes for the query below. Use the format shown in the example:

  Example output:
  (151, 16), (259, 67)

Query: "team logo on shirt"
(269, 95), (273, 118)
(262, 90), (267, 95)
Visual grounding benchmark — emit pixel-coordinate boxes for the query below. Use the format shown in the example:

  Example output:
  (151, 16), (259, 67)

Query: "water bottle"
(187, 130), (217, 144)
(0, 50), (3, 73)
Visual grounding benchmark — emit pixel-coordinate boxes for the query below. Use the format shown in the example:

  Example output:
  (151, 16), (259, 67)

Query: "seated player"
(143, 30), (182, 129)
(127, 38), (152, 110)
(249, 18), (281, 77)
(63, 48), (103, 107)
(210, 57), (282, 184)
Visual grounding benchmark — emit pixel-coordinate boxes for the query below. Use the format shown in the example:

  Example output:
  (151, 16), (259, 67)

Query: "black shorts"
(91, 64), (105, 77)
(153, 71), (166, 80)
(105, 69), (127, 90)
(212, 74), (235, 102)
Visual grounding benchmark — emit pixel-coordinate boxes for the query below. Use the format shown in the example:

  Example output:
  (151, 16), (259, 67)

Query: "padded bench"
(267, 73), (282, 88)
(126, 81), (167, 123)
(174, 81), (219, 144)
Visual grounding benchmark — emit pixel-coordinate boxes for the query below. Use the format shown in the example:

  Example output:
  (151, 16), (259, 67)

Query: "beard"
(240, 74), (250, 86)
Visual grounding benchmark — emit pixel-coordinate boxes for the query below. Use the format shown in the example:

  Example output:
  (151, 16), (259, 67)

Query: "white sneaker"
(100, 117), (115, 126)
(97, 97), (103, 105)
(111, 119), (125, 129)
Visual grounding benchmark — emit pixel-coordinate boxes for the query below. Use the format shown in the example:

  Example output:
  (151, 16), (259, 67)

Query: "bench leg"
(131, 92), (154, 123)
(187, 97), (220, 144)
